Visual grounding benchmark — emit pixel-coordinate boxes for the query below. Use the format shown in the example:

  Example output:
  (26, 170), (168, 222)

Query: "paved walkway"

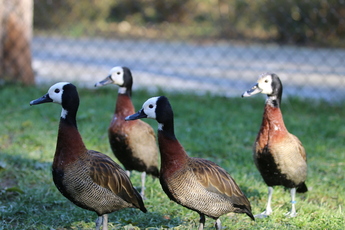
(32, 36), (345, 101)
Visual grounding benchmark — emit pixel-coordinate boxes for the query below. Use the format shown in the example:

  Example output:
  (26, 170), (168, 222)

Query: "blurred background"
(1, 0), (345, 101)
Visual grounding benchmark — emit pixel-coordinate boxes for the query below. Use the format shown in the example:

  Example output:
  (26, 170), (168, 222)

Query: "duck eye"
(149, 104), (154, 109)
(54, 89), (60, 93)
(117, 72), (121, 75)
(264, 80), (268, 83)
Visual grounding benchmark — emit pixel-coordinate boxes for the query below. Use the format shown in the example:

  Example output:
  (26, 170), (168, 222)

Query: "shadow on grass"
(0, 152), (182, 229)
(105, 209), (184, 229)
(0, 151), (51, 171)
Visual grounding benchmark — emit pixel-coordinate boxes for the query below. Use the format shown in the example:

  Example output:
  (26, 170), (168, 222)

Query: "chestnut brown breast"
(254, 104), (307, 189)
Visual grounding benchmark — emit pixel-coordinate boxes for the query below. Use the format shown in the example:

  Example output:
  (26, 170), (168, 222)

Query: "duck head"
(94, 66), (133, 92)
(125, 96), (160, 121)
(30, 82), (79, 119)
(125, 96), (174, 131)
(242, 73), (283, 107)
(242, 73), (283, 97)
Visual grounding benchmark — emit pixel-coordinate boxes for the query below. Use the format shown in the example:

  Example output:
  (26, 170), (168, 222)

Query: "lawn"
(0, 83), (344, 229)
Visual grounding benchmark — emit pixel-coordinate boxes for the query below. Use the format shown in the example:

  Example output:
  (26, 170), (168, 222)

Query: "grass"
(0, 83), (344, 229)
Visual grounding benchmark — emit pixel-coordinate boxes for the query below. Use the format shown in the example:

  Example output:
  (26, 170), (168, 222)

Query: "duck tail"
(297, 182), (308, 193)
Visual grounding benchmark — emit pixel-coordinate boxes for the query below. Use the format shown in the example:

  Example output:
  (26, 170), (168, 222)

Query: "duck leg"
(95, 216), (103, 230)
(285, 188), (297, 217)
(215, 218), (222, 230)
(95, 214), (108, 230)
(140, 171), (146, 198)
(102, 214), (108, 230)
(255, 186), (273, 218)
(198, 214), (205, 230)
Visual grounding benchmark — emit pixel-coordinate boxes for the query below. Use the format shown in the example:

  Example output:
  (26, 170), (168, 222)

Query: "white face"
(109, 66), (124, 86)
(47, 82), (70, 104)
(257, 73), (273, 95)
(141, 96), (160, 119)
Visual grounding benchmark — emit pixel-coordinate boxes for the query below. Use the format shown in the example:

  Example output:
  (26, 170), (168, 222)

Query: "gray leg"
(102, 214), (108, 230)
(95, 216), (103, 230)
(255, 186), (273, 218)
(141, 171), (146, 198)
(215, 218), (222, 230)
(285, 188), (297, 217)
(198, 214), (205, 230)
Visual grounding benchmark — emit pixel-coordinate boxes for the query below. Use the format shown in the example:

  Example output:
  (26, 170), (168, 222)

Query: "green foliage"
(34, 0), (115, 31)
(108, 0), (194, 24)
(33, 0), (345, 46)
(0, 84), (344, 229)
(254, 0), (345, 44)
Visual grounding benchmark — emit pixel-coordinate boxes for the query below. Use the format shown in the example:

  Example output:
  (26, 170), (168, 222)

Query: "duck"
(94, 66), (159, 197)
(125, 96), (254, 230)
(30, 82), (147, 230)
(242, 73), (308, 218)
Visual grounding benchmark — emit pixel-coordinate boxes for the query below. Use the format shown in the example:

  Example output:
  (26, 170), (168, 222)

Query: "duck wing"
(88, 150), (147, 212)
(289, 133), (307, 162)
(191, 158), (247, 200)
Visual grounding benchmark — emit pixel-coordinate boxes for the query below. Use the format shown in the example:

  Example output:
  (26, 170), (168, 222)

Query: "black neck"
(122, 67), (133, 97)
(159, 121), (176, 140)
(267, 74), (283, 108)
(266, 95), (281, 108)
(60, 109), (78, 129)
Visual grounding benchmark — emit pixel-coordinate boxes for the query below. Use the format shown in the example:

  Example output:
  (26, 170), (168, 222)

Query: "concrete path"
(32, 36), (345, 101)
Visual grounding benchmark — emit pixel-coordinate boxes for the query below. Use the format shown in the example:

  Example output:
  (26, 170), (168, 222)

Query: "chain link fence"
(8, 1), (345, 101)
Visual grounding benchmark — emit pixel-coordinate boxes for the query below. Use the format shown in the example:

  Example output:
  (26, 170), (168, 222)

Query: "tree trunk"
(1, 0), (34, 85)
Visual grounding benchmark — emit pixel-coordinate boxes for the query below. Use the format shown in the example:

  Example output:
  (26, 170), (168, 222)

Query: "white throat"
(61, 108), (68, 119)
(118, 87), (127, 94)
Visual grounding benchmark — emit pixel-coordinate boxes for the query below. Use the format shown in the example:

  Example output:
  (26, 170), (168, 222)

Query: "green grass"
(1, 83), (344, 229)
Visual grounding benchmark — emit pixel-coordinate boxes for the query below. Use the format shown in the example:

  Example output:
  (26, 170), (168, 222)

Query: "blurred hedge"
(33, 0), (345, 47)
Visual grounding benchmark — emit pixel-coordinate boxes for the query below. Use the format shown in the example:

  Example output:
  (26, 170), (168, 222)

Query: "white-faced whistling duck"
(242, 73), (308, 218)
(94, 66), (159, 198)
(30, 82), (147, 230)
(125, 96), (254, 230)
